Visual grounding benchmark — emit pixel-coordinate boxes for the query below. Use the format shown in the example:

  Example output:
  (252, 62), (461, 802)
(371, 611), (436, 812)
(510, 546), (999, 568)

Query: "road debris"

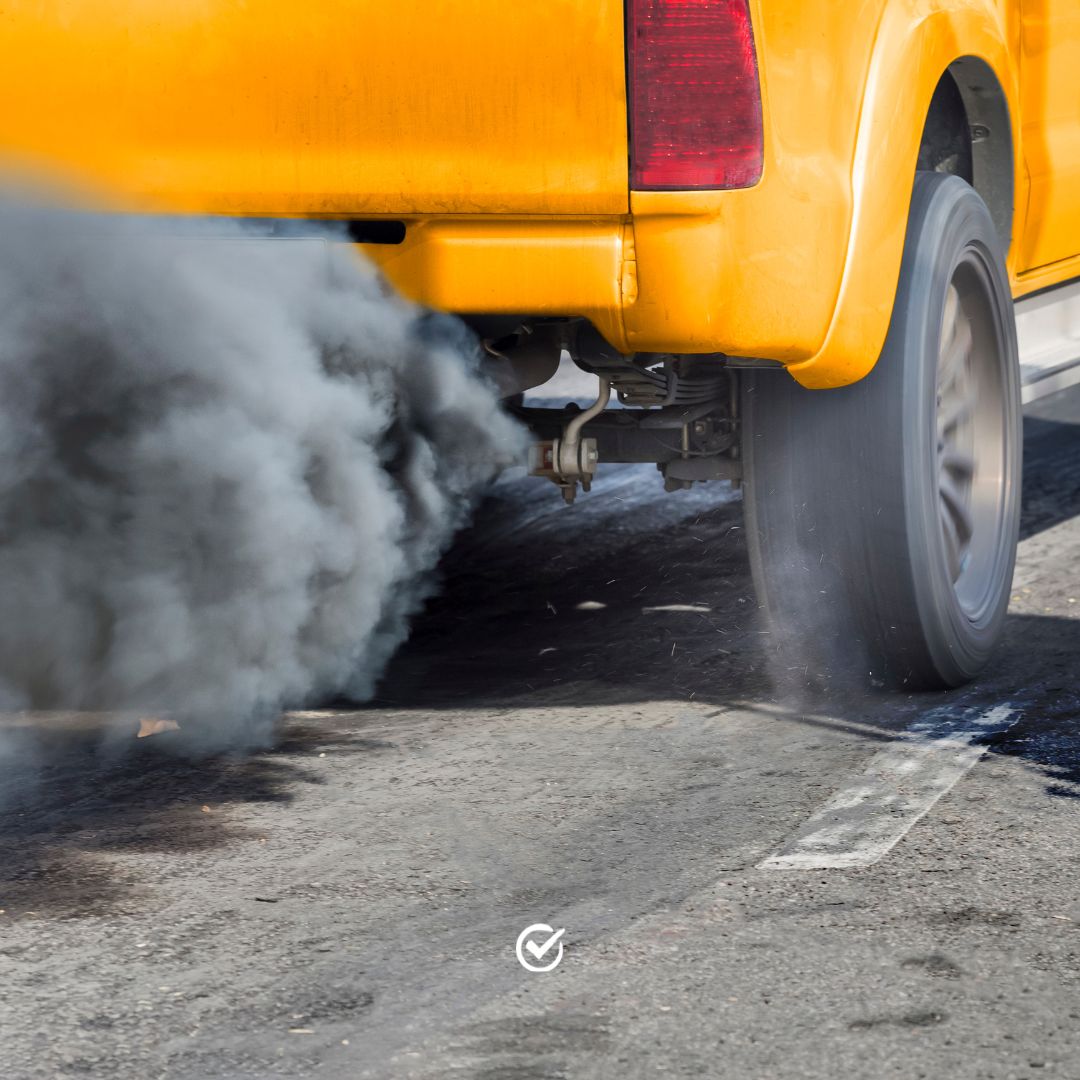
(136, 717), (180, 739)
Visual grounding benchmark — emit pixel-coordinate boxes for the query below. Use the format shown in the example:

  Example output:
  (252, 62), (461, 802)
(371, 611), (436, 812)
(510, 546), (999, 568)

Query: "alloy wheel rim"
(935, 258), (1007, 619)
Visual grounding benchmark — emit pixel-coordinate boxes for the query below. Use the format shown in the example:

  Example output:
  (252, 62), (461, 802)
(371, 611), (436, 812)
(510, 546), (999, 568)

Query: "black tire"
(742, 173), (1021, 690)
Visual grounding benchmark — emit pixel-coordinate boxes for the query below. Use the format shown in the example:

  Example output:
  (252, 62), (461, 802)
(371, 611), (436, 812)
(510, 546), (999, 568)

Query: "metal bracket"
(528, 376), (610, 503)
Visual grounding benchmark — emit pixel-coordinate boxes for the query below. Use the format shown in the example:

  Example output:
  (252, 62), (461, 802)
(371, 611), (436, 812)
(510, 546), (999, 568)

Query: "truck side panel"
(1017, 0), (1080, 271)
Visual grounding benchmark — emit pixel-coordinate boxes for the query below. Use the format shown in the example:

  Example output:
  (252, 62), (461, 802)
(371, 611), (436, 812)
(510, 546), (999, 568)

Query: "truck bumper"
(361, 218), (633, 357)
(361, 190), (851, 385)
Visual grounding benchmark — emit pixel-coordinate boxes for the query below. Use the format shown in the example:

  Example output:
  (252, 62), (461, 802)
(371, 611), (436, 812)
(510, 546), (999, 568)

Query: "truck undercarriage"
(472, 317), (752, 503)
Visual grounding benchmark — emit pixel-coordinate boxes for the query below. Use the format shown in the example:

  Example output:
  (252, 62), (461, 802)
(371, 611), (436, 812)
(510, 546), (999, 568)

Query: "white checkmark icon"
(515, 923), (567, 972)
(525, 928), (564, 960)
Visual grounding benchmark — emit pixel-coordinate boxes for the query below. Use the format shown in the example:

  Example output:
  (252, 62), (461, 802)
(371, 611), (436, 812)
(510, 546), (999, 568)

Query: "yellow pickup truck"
(2, 0), (1078, 689)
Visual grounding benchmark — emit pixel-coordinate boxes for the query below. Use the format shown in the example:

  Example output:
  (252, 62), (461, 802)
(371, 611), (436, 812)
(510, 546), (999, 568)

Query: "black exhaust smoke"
(0, 201), (525, 745)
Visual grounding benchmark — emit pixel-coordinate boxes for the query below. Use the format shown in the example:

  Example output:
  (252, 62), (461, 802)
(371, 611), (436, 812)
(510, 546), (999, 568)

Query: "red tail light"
(627, 0), (764, 190)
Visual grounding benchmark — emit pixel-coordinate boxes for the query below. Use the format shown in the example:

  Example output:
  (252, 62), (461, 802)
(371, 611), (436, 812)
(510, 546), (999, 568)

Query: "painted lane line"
(759, 704), (1020, 870)
(641, 604), (713, 614)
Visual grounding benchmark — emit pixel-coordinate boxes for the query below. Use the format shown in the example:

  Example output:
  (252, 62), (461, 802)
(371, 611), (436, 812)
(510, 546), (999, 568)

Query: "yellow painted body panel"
(362, 220), (631, 352)
(0, 1), (629, 216)
(1017, 0), (1080, 271)
(782, 3), (1024, 387)
(4, 1), (1080, 386)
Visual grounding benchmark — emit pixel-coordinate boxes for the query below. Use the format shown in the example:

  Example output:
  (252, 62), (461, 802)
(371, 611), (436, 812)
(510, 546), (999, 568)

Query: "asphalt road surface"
(4, 384), (1080, 1080)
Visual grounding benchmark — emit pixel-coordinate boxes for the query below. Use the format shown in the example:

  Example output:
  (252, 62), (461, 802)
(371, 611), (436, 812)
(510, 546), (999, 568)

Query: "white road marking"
(759, 704), (1020, 870)
(641, 604), (713, 614)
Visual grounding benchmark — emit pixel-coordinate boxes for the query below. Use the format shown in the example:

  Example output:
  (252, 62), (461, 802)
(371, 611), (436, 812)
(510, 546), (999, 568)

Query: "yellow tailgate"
(0, 0), (629, 217)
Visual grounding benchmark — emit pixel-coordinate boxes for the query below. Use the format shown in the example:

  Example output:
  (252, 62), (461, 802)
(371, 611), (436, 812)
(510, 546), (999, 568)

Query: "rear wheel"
(742, 173), (1021, 690)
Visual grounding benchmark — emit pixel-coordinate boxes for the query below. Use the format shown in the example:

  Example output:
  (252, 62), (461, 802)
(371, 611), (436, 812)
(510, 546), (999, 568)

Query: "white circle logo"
(515, 923), (566, 973)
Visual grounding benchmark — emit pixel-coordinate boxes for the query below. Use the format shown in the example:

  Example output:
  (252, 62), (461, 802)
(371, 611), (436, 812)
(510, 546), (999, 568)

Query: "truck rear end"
(0, 0), (1039, 692)
(0, 0), (787, 364)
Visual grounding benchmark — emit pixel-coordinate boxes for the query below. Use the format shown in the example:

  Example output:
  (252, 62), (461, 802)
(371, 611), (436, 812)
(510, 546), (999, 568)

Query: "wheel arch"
(937, 57), (1015, 252)
(786, 5), (1019, 390)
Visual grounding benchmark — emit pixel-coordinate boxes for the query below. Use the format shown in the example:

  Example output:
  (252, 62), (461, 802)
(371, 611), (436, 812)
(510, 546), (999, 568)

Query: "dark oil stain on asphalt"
(0, 722), (392, 918)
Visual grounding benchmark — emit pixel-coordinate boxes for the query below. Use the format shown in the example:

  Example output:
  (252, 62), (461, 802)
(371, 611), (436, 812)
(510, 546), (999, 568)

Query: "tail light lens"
(627, 0), (764, 190)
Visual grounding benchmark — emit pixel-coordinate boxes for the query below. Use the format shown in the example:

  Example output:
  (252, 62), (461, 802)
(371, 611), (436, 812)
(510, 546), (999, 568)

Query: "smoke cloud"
(0, 201), (525, 745)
